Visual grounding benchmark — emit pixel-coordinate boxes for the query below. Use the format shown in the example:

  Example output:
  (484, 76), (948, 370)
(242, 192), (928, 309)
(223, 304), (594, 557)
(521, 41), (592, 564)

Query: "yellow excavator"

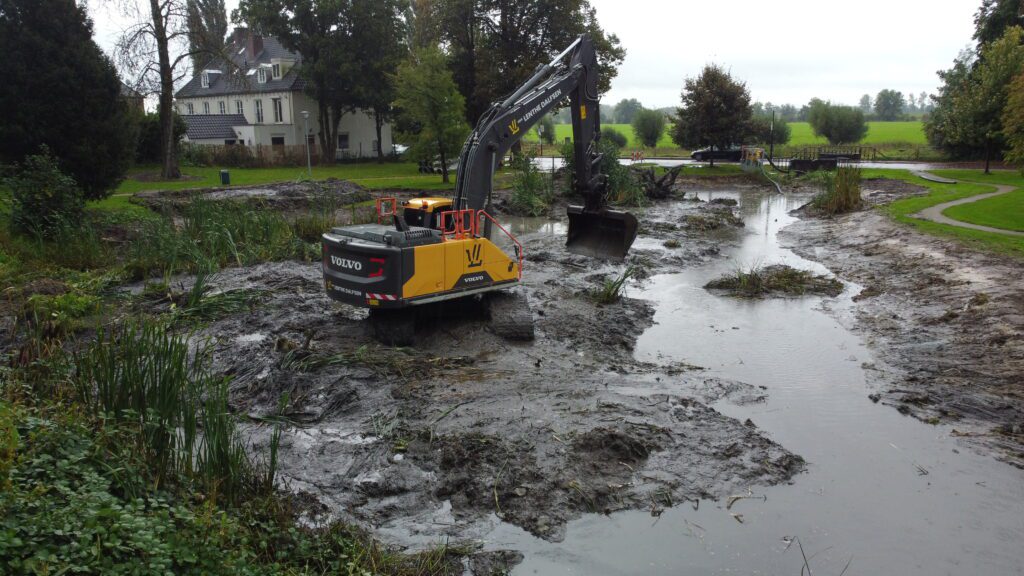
(321, 36), (637, 342)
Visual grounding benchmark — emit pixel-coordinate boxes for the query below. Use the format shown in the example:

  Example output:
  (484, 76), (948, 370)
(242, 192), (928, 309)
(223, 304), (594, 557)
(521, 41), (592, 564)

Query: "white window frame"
(203, 102), (210, 114)
(255, 100), (263, 123)
(235, 100), (243, 115)
(256, 68), (267, 84)
(337, 133), (350, 150)
(186, 103), (194, 115)
(272, 63), (281, 79)
(201, 72), (210, 88)
(218, 101), (226, 114)
(272, 98), (283, 123)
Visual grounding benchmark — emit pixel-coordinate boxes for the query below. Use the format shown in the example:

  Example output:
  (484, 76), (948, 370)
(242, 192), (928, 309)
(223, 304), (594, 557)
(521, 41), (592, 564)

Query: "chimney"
(247, 32), (264, 60)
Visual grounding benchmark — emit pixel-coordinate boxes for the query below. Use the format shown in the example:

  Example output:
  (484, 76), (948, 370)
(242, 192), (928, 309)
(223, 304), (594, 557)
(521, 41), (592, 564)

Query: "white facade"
(176, 91), (393, 158)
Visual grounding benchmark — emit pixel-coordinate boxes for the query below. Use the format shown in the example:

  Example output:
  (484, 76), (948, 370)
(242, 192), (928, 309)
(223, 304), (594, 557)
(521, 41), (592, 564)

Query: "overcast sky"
(87, 0), (980, 109)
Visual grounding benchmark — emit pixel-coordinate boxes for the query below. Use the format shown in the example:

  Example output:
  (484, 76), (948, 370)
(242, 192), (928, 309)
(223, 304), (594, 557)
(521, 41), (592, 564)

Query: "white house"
(174, 30), (391, 159)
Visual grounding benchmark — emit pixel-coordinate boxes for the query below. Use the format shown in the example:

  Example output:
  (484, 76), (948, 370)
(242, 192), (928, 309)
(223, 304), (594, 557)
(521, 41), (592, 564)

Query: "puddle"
(533, 157), (982, 173)
(485, 190), (1024, 575)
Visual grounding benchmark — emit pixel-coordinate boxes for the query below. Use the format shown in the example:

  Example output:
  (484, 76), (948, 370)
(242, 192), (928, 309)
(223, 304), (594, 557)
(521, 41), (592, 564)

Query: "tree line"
(924, 0), (1024, 172)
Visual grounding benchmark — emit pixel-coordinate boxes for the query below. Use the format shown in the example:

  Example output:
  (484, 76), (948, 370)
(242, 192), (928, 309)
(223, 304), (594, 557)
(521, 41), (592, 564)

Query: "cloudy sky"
(87, 0), (980, 109)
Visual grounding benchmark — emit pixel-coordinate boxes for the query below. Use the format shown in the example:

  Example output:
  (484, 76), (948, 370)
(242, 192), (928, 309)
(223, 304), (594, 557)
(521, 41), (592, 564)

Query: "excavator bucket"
(565, 205), (639, 260)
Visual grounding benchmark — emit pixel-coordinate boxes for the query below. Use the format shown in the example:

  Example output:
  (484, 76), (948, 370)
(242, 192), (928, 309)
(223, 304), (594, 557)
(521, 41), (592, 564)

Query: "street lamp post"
(301, 110), (312, 178)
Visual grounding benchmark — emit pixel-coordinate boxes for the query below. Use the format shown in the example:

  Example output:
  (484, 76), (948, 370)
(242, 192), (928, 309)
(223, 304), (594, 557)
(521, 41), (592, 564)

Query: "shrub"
(807, 102), (868, 144)
(509, 153), (554, 216)
(631, 109), (666, 148)
(811, 167), (862, 215)
(5, 147), (84, 238)
(136, 111), (187, 164)
(604, 128), (628, 148)
(591, 266), (635, 304)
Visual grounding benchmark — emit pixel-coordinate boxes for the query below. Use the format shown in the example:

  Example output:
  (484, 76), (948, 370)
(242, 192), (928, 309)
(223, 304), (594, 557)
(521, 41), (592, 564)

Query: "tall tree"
(874, 89), (905, 120)
(186, 0), (228, 73)
(349, 0), (409, 161)
(671, 64), (752, 167)
(0, 0), (136, 198)
(919, 91), (930, 112)
(925, 48), (979, 157)
(974, 0), (1024, 46)
(614, 98), (643, 124)
(393, 48), (470, 183)
(962, 26), (1024, 172)
(428, 0), (625, 123)
(859, 94), (872, 113)
(1001, 72), (1024, 167)
(112, 0), (197, 179)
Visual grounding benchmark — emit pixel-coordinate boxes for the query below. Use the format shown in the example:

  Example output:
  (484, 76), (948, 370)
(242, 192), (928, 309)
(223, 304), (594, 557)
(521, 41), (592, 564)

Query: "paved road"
(912, 174), (1024, 237)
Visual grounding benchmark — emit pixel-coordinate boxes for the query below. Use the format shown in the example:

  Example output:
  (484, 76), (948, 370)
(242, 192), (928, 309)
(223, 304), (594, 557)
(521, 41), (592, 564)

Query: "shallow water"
(486, 190), (1024, 575)
(533, 157), (975, 173)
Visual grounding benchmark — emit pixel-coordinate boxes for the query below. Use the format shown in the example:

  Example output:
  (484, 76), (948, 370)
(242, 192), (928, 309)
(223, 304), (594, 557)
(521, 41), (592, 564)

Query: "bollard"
(220, 170), (230, 185)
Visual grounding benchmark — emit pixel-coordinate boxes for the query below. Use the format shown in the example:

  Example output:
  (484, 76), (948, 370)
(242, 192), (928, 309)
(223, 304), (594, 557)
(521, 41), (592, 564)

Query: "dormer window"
(256, 68), (267, 84)
(201, 72), (210, 88)
(272, 63), (281, 79)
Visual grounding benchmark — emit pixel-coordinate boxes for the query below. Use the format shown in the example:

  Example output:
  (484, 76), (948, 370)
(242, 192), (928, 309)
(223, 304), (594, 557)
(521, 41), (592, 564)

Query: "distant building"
(174, 28), (390, 158)
(119, 82), (145, 113)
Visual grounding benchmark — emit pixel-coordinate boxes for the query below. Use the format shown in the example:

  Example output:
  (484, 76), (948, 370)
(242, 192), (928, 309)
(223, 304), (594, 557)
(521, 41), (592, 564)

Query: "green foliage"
(807, 101), (868, 144)
(599, 139), (642, 206)
(537, 115), (556, 144)
(136, 111), (187, 164)
(603, 128), (628, 148)
(671, 64), (753, 158)
(5, 147), (84, 238)
(973, 0), (1022, 46)
(926, 26), (1024, 165)
(748, 115), (792, 145)
(874, 89), (906, 121)
(590, 266), (635, 304)
(0, 0), (136, 199)
(811, 167), (863, 215)
(128, 197), (312, 279)
(393, 48), (470, 183)
(72, 320), (265, 506)
(508, 154), (554, 216)
(705, 264), (844, 297)
(631, 109), (667, 148)
(422, 0), (625, 122)
(1002, 73), (1024, 168)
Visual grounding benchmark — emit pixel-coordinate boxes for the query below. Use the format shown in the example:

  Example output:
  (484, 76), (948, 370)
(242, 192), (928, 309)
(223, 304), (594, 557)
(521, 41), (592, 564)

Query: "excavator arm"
(452, 35), (638, 259)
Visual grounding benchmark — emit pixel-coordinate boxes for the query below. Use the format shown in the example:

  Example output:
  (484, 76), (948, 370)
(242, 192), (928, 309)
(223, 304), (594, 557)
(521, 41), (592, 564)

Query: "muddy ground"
(782, 179), (1024, 467)
(130, 179), (807, 568)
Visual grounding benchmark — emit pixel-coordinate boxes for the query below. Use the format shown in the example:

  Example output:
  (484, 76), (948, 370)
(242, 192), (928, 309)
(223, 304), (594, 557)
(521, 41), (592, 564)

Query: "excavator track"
(485, 290), (535, 341)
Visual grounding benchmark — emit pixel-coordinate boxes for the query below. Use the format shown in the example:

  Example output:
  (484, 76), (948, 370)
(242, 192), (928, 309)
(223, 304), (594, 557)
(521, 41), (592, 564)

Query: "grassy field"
(531, 121), (928, 155)
(788, 121), (927, 146)
(932, 170), (1024, 232)
(866, 168), (1024, 257)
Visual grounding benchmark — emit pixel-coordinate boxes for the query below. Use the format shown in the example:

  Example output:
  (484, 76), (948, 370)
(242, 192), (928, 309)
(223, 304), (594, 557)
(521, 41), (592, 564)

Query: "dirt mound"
(133, 178), (372, 215)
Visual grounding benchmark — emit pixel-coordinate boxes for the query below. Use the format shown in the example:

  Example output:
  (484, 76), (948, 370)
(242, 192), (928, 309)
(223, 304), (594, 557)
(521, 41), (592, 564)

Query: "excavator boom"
(453, 35), (637, 259)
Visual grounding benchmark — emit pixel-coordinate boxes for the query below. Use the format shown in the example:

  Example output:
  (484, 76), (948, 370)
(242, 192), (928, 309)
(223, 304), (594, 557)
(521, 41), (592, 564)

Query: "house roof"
(182, 114), (249, 141)
(120, 82), (143, 99)
(175, 35), (306, 99)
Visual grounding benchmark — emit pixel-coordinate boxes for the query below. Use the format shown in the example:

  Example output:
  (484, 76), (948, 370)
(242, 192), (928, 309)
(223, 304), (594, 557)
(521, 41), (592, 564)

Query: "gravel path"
(912, 174), (1024, 237)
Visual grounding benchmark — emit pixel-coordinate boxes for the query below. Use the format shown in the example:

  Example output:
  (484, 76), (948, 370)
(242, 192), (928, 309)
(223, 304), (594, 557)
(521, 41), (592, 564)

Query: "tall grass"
(591, 266), (635, 304)
(129, 196), (313, 278)
(811, 167), (862, 216)
(509, 154), (555, 216)
(73, 320), (273, 504)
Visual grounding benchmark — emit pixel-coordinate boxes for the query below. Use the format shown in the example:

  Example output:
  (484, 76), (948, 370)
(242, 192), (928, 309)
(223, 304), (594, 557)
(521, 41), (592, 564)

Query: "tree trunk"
(374, 110), (384, 162)
(318, 102), (338, 164)
(150, 0), (180, 179)
(984, 139), (992, 174)
(439, 144), (449, 184)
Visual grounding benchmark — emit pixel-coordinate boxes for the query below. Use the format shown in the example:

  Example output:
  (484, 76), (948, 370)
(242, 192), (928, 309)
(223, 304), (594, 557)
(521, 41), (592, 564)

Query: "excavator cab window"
(403, 207), (427, 228)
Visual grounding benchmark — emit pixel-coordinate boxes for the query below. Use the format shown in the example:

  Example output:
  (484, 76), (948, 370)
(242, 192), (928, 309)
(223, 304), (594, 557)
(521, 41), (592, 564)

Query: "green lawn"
(867, 168), (1024, 257)
(931, 169), (1024, 232)
(788, 121), (927, 146)
(531, 121), (927, 152)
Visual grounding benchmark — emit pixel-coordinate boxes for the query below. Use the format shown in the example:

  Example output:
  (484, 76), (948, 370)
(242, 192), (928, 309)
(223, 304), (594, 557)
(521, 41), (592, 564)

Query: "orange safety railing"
(439, 208), (477, 240)
(376, 197), (397, 224)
